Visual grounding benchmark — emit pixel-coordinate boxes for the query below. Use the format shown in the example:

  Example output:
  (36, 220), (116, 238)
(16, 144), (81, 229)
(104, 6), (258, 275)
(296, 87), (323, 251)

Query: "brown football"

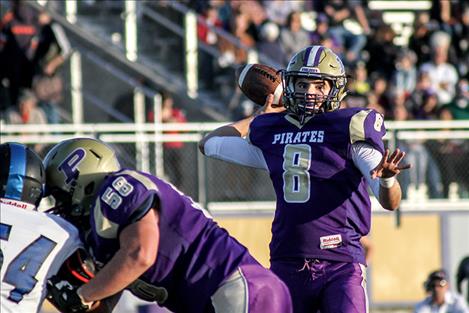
(236, 64), (283, 106)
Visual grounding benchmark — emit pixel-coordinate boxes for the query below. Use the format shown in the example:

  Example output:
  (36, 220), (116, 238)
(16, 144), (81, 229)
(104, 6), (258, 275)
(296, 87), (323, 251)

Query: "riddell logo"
(320, 234), (342, 250)
(323, 236), (340, 242)
(0, 198), (27, 209)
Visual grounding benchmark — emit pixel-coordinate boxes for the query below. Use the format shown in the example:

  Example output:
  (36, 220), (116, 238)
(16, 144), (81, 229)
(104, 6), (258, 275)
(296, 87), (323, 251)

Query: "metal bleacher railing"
(28, 0), (282, 122)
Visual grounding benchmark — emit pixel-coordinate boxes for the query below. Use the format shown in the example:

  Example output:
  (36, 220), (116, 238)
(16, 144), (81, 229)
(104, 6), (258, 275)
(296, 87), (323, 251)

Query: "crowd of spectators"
(0, 0), (70, 155)
(1, 0), (468, 198)
(190, 0), (468, 118)
(188, 0), (469, 199)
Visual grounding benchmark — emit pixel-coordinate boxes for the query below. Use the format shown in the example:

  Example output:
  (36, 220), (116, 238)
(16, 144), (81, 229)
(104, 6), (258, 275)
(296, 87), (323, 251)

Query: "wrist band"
(77, 287), (93, 308)
(379, 177), (396, 188)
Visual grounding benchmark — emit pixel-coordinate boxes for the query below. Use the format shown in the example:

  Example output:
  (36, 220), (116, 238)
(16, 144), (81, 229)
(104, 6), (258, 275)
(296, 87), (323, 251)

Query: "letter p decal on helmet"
(58, 148), (86, 185)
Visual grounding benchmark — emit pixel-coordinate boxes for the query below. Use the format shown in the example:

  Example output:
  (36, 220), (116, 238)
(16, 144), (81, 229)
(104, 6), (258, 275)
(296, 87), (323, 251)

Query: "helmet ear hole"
(84, 182), (95, 195)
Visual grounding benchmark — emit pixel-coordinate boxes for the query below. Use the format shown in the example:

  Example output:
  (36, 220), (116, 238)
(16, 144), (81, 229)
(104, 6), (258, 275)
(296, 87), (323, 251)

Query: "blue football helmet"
(0, 143), (45, 207)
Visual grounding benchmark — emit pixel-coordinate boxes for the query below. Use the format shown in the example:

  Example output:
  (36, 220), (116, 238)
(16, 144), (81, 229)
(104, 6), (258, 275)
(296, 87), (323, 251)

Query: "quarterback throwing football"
(200, 45), (411, 313)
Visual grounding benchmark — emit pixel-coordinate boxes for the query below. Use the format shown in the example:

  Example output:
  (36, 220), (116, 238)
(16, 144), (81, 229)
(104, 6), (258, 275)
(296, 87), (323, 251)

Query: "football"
(236, 64), (283, 106)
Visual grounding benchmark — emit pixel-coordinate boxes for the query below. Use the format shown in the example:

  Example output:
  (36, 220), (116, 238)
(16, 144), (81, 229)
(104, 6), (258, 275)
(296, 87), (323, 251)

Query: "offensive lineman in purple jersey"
(199, 45), (411, 313)
(42, 138), (292, 313)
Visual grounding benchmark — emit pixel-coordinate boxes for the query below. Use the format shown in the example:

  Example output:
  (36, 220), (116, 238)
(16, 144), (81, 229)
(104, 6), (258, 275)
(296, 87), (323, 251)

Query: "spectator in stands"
(309, 13), (341, 55)
(349, 61), (371, 96)
(365, 93), (385, 116)
(218, 12), (255, 66)
(256, 22), (287, 68)
(414, 269), (469, 313)
(392, 49), (418, 99)
(430, 0), (469, 78)
(32, 72), (63, 124)
(430, 0), (468, 42)
(408, 12), (434, 67)
(442, 79), (469, 120)
(427, 107), (469, 199)
(279, 11), (310, 61)
(5, 88), (46, 124)
(366, 24), (399, 79)
(4, 89), (47, 154)
(344, 62), (370, 109)
(322, 0), (369, 65)
(160, 92), (188, 191)
(457, 256), (469, 305)
(416, 89), (440, 120)
(420, 31), (459, 106)
(0, 0), (40, 106)
(215, 0), (240, 31)
(34, 10), (71, 78)
(263, 0), (303, 26)
(405, 71), (434, 119)
(241, 0), (269, 43)
(31, 10), (70, 124)
(369, 74), (393, 118)
(393, 104), (443, 200)
(452, 4), (468, 80)
(197, 5), (222, 89)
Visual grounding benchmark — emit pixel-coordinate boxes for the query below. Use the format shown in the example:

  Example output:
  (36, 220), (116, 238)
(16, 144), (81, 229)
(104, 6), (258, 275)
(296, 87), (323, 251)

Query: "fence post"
(184, 11), (198, 99)
(392, 128), (402, 228)
(70, 51), (83, 126)
(65, 0), (77, 24)
(197, 134), (207, 209)
(124, 0), (138, 62)
(134, 88), (149, 172)
(153, 93), (164, 178)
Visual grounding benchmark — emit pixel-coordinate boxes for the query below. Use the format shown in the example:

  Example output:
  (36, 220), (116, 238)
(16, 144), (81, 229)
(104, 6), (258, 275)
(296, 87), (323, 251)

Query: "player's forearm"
(378, 179), (402, 211)
(199, 116), (254, 154)
(80, 211), (159, 302)
(79, 246), (154, 302)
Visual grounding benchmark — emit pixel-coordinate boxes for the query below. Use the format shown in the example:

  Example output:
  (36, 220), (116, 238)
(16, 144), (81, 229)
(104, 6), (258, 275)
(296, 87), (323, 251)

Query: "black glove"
(46, 276), (92, 313)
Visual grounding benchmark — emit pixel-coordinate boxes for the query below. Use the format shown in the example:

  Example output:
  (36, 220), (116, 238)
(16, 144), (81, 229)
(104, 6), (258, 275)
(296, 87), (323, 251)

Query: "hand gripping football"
(236, 64), (283, 106)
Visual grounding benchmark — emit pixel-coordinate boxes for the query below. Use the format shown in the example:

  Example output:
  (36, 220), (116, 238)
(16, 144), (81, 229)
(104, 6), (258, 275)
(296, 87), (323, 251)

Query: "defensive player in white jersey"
(0, 142), (83, 313)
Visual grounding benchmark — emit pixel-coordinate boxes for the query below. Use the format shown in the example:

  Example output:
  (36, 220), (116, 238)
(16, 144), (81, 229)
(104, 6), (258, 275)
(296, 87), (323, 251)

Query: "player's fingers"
(398, 163), (412, 170)
(379, 150), (389, 166)
(387, 148), (400, 163)
(383, 149), (390, 160)
(394, 151), (406, 164)
(265, 94), (274, 106)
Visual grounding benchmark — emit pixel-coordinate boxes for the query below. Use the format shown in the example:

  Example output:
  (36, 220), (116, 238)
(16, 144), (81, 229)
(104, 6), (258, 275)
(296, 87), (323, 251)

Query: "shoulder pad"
(349, 109), (386, 153)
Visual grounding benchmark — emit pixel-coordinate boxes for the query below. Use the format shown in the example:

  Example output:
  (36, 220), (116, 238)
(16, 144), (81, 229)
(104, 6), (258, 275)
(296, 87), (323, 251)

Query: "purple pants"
(271, 259), (368, 313)
(240, 264), (293, 313)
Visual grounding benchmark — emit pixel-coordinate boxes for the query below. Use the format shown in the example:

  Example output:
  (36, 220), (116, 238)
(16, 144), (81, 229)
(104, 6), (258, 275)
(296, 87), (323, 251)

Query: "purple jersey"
(88, 169), (256, 312)
(249, 108), (385, 265)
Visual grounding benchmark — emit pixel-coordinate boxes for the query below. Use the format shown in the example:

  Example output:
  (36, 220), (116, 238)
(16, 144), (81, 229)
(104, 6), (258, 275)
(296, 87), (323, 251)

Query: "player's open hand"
(370, 148), (411, 179)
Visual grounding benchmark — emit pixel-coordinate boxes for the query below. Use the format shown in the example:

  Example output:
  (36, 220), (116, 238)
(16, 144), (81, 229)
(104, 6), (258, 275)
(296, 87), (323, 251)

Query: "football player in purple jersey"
(42, 138), (292, 313)
(199, 45), (411, 313)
